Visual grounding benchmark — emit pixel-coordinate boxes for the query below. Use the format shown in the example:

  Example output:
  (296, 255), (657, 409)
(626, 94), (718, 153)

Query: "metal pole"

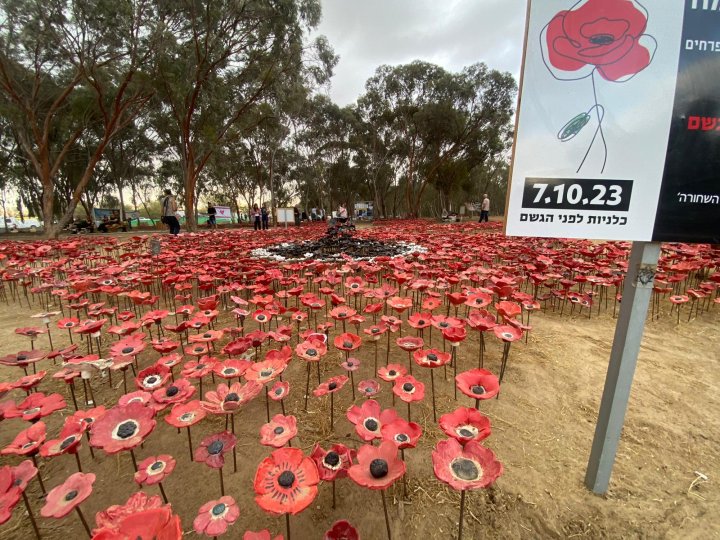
(585, 241), (660, 495)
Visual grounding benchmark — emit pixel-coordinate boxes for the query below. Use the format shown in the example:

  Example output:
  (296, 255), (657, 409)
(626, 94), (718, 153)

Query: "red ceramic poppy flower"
(0, 349), (47, 369)
(213, 359), (252, 380)
(259, 414), (298, 448)
(324, 520), (360, 540)
(151, 378), (196, 410)
(14, 370), (47, 392)
(109, 335), (146, 358)
(381, 418), (422, 450)
(407, 312), (432, 330)
(492, 325), (522, 342)
(392, 376), (425, 403)
(396, 336), (424, 352)
(134, 454), (176, 486)
(0, 466), (21, 524)
(185, 343), (211, 357)
(182, 358), (217, 379)
(202, 381), (262, 415)
(151, 338), (180, 354)
(544, 0), (653, 82)
(467, 310), (496, 332)
(223, 337), (252, 357)
(40, 421), (84, 457)
(329, 306), (357, 321)
(348, 440), (406, 490)
(9, 459), (38, 491)
(341, 357), (360, 372)
(455, 369), (500, 401)
(295, 339), (327, 362)
(40, 472), (95, 518)
(413, 349), (451, 369)
(194, 495), (240, 537)
(310, 443), (355, 482)
(363, 324), (387, 340)
(118, 390), (152, 407)
(57, 317), (80, 330)
(333, 332), (361, 352)
(90, 402), (156, 454)
(156, 353), (183, 370)
(253, 447), (320, 516)
(442, 326), (467, 345)
(313, 375), (349, 397)
(346, 399), (398, 442)
(135, 364), (171, 392)
(439, 407), (492, 444)
(195, 431), (237, 469)
(386, 296), (413, 313)
(268, 381), (290, 402)
(432, 438), (503, 491)
(165, 400), (207, 428)
(4, 392), (65, 422)
(93, 493), (181, 540)
(377, 364), (407, 382)
(431, 315), (463, 332)
(189, 329), (225, 345)
(1, 421), (46, 456)
(15, 326), (46, 339)
(70, 406), (107, 432)
(245, 358), (287, 385)
(464, 293), (492, 309)
(357, 379), (381, 398)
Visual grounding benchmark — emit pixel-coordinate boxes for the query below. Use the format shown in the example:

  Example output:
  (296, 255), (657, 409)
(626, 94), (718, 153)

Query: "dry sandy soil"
(0, 232), (718, 540)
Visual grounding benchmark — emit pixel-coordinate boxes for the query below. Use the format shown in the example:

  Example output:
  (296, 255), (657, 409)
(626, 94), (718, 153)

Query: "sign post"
(506, 0), (719, 495)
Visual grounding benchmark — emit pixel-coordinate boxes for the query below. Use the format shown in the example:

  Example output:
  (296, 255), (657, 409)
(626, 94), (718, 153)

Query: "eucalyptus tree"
(151, 0), (335, 230)
(359, 61), (516, 217)
(0, 0), (162, 237)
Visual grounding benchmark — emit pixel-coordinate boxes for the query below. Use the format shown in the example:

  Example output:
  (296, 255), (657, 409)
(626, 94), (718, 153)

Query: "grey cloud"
(315, 0), (528, 106)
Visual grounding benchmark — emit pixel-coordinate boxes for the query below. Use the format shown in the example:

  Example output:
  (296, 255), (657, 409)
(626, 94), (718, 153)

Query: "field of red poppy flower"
(0, 221), (718, 540)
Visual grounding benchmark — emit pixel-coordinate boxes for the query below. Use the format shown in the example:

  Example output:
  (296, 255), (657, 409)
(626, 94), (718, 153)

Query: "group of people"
(160, 190), (354, 235)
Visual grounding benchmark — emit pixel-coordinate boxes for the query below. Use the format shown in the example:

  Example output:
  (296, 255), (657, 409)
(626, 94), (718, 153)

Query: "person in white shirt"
(479, 194), (490, 223)
(338, 204), (348, 223)
(162, 189), (180, 234)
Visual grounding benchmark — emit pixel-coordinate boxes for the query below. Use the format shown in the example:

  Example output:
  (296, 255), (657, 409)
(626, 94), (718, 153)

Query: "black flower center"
(225, 393), (240, 402)
(203, 333), (212, 338)
(324, 451), (340, 467)
(223, 369), (235, 376)
(211, 503), (226, 516)
(150, 461), (163, 471)
(451, 458), (480, 481)
(194, 347), (203, 353)
(589, 34), (614, 46)
(65, 489), (78, 501)
(307, 349), (317, 357)
(372, 328), (379, 334)
(396, 433), (409, 443)
(278, 470), (295, 488)
(166, 386), (179, 397)
(116, 420), (138, 439)
(388, 370), (396, 376)
(273, 426), (284, 435)
(402, 383), (414, 392)
(59, 436), (76, 450)
(370, 459), (388, 479)
(417, 320), (425, 325)
(121, 347), (134, 354)
(328, 382), (337, 390)
(208, 440), (224, 455)
(427, 354), (438, 362)
(471, 385), (486, 395)
(364, 419), (379, 432)
(343, 341), (352, 348)
(17, 354), (27, 360)
(179, 412), (194, 422)
(459, 428), (475, 438)
(84, 417), (93, 424)
(339, 312), (346, 317)
(274, 388), (283, 396)
(260, 370), (272, 378)
(346, 361), (354, 367)
(145, 376), (158, 385)
(364, 387), (373, 394)
(196, 364), (206, 370)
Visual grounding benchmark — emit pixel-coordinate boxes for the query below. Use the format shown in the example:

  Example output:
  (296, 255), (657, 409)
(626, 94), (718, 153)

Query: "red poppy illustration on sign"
(541, 0), (657, 172)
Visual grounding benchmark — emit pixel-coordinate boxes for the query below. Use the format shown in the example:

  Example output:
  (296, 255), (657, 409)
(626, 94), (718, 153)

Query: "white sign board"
(214, 206), (231, 219)
(506, 0), (689, 241)
(276, 208), (295, 224)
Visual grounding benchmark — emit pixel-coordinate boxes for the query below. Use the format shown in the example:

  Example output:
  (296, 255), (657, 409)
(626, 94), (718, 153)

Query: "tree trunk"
(42, 183), (58, 238)
(184, 162), (197, 232)
(117, 183), (126, 222)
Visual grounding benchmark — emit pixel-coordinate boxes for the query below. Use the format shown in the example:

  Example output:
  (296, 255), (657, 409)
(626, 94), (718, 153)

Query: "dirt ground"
(0, 233), (718, 539)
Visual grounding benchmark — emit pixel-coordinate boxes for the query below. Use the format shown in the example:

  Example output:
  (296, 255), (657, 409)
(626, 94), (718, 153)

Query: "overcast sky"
(315, 0), (528, 106)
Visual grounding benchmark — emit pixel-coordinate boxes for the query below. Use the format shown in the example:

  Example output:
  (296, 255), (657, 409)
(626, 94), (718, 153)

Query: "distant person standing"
(261, 205), (269, 230)
(162, 189), (180, 235)
(207, 202), (217, 229)
(252, 205), (261, 231)
(479, 194), (490, 223)
(338, 203), (348, 224)
(311, 207), (318, 221)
